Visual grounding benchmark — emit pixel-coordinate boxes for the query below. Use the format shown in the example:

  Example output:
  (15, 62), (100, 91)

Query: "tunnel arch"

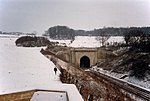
(80, 56), (90, 68)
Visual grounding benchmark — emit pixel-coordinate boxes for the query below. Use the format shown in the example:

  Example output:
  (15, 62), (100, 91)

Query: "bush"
(15, 36), (50, 47)
(124, 30), (150, 53)
(129, 60), (149, 79)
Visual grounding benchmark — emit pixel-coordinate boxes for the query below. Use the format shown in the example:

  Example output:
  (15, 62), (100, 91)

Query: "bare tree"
(96, 31), (110, 46)
(124, 30), (144, 45)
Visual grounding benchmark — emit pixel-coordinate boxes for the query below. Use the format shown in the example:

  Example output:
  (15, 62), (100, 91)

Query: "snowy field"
(50, 36), (125, 47)
(0, 34), (83, 101)
(0, 36), (62, 94)
(68, 36), (101, 47)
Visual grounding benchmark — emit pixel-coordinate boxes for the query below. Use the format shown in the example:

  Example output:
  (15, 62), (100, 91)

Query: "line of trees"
(43, 25), (150, 40)
(45, 26), (75, 40)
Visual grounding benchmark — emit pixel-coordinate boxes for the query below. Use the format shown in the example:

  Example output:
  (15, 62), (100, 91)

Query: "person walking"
(54, 67), (57, 75)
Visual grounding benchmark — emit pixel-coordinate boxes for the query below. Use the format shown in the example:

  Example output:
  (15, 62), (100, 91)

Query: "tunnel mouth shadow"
(80, 56), (90, 68)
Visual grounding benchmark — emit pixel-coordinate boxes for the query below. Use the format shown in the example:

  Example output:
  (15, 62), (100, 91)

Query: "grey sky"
(0, 0), (150, 34)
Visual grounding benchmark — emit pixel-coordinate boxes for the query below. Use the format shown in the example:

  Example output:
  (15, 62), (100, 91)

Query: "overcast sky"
(0, 0), (150, 34)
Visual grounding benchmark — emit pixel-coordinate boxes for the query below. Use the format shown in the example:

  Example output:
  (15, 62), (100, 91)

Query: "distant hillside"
(44, 26), (150, 39)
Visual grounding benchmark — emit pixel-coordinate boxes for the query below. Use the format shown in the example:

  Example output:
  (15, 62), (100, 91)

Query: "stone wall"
(47, 53), (148, 101)
(43, 47), (115, 68)
(0, 90), (35, 101)
(69, 48), (98, 67)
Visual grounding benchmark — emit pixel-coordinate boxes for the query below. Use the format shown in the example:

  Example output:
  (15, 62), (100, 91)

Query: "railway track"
(89, 70), (150, 101)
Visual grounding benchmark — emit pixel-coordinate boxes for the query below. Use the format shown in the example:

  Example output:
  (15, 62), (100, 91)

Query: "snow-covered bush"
(15, 36), (50, 47)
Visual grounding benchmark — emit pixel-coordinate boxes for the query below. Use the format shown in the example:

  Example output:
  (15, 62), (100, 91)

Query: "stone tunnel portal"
(80, 56), (90, 68)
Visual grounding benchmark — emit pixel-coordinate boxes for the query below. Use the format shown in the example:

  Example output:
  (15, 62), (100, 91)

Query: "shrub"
(15, 36), (50, 47)
(129, 60), (149, 79)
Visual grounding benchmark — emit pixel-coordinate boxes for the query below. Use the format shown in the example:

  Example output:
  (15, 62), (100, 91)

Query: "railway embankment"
(41, 49), (150, 101)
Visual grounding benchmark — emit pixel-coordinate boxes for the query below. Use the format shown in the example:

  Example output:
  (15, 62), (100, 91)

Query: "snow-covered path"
(0, 37), (61, 94)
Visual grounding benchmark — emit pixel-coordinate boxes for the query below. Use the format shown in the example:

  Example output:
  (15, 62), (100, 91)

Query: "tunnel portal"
(80, 56), (90, 68)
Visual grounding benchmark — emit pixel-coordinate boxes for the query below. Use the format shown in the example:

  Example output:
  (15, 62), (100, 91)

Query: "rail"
(89, 70), (150, 101)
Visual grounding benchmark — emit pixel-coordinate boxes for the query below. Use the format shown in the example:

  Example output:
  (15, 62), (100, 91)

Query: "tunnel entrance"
(80, 56), (90, 68)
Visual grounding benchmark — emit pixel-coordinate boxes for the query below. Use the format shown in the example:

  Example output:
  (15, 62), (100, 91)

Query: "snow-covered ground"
(0, 35), (83, 101)
(106, 36), (125, 45)
(68, 36), (101, 47)
(31, 91), (67, 101)
(50, 36), (125, 48)
(0, 36), (62, 94)
(30, 84), (82, 101)
(49, 38), (71, 46)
